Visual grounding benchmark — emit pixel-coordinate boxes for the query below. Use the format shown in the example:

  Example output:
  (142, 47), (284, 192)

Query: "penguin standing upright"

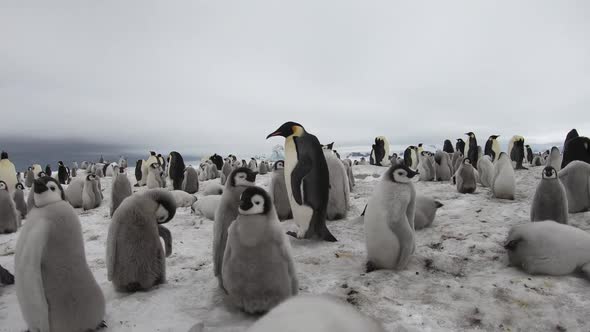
(0, 151), (17, 197)
(484, 135), (501, 162)
(267, 122), (337, 241)
(456, 139), (465, 155)
(57, 161), (68, 184)
(369, 136), (390, 167)
(561, 129), (590, 168)
(464, 132), (478, 169)
(134, 160), (144, 187)
(508, 135), (528, 170)
(403, 146), (418, 169)
(167, 151), (185, 190)
(45, 164), (52, 177)
(526, 145), (534, 165)
(443, 140), (454, 153)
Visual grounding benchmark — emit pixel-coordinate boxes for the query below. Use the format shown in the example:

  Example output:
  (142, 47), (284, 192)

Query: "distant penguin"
(107, 189), (176, 292)
(147, 163), (165, 189)
(526, 145), (534, 165)
(267, 122), (337, 241)
(0, 181), (20, 233)
(45, 164), (52, 177)
(258, 161), (269, 175)
(182, 166), (200, 194)
(118, 156), (127, 169)
(222, 186), (298, 314)
(83, 174), (102, 210)
(246, 295), (386, 332)
(455, 159), (477, 194)
(80, 161), (88, 169)
(484, 135), (501, 162)
(191, 195), (221, 220)
(99, 155), (104, 163)
(477, 155), (495, 187)
(0, 151), (18, 197)
(456, 139), (465, 155)
(418, 152), (433, 181)
(558, 160), (590, 213)
(508, 135), (527, 170)
(71, 167), (77, 178)
(464, 132), (478, 169)
(16, 176), (105, 331)
(111, 168), (132, 217)
(370, 136), (390, 166)
(204, 183), (224, 196)
(504, 221), (590, 280)
(414, 196), (443, 230)
(561, 129), (590, 168)
(220, 158), (233, 185)
(157, 153), (166, 170)
(492, 152), (516, 200)
(248, 158), (258, 172)
(269, 160), (292, 221)
(343, 158), (355, 191)
(14, 183), (27, 219)
(364, 164), (418, 272)
(142, 151), (159, 184)
(323, 148), (350, 220)
(57, 161), (68, 184)
(167, 151), (185, 190)
(434, 151), (452, 181)
(25, 167), (34, 188)
(241, 159), (247, 167)
(403, 146), (418, 169)
(94, 164), (104, 177)
(546, 146), (562, 171)
(213, 167), (257, 289)
(530, 166), (568, 224)
(134, 159), (144, 186)
(533, 155), (543, 166)
(209, 154), (223, 170)
(443, 139), (454, 153)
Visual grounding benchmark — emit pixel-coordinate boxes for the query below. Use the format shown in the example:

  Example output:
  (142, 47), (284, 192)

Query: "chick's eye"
(255, 201), (260, 205)
(50, 187), (55, 191)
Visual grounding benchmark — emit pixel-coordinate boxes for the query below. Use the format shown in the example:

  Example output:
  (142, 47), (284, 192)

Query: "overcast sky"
(1, 0), (589, 156)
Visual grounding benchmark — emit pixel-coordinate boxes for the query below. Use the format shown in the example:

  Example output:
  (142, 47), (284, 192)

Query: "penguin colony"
(2, 126), (590, 331)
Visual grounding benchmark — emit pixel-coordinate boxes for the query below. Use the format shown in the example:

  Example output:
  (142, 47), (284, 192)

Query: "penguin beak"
(266, 131), (282, 139)
(33, 179), (48, 194)
(407, 169), (419, 179)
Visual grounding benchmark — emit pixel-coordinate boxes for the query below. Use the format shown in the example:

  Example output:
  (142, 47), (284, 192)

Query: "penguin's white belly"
(284, 138), (313, 237)
(365, 203), (400, 269)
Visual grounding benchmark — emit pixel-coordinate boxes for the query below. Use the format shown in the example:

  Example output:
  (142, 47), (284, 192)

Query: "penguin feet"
(95, 320), (108, 330)
(365, 261), (377, 273)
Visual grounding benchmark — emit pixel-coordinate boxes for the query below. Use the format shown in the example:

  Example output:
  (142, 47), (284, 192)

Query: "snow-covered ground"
(1, 164), (590, 331)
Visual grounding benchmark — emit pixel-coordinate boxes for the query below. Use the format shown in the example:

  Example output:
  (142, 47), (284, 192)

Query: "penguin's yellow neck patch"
(291, 126), (304, 137)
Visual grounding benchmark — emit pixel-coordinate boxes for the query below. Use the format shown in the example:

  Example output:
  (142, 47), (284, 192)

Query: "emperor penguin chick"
(222, 186), (298, 314)
(110, 168), (132, 217)
(15, 176), (106, 332)
(364, 164), (418, 272)
(107, 188), (177, 292)
(0, 181), (20, 233)
(531, 166), (568, 224)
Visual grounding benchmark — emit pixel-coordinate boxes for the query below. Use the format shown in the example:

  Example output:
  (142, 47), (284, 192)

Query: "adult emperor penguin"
(546, 146), (562, 171)
(484, 135), (501, 162)
(403, 146), (418, 169)
(210, 153), (224, 170)
(222, 186), (298, 314)
(456, 138), (465, 155)
(492, 152), (516, 200)
(267, 122), (337, 242)
(414, 195), (443, 230)
(364, 164), (418, 272)
(443, 139), (454, 153)
(14, 183), (27, 219)
(16, 176), (106, 331)
(504, 221), (590, 280)
(561, 128), (590, 168)
(370, 136), (390, 166)
(530, 166), (568, 224)
(45, 164), (52, 177)
(477, 155), (495, 187)
(508, 135), (527, 170)
(464, 132), (478, 169)
(57, 161), (68, 184)
(246, 295), (386, 332)
(157, 153), (166, 170)
(269, 160), (292, 221)
(167, 151), (185, 190)
(107, 188), (176, 292)
(110, 167), (132, 217)
(134, 159), (144, 187)
(434, 150), (453, 181)
(558, 160), (590, 213)
(182, 166), (200, 194)
(0, 181), (20, 233)
(0, 151), (17, 197)
(454, 159), (477, 194)
(323, 147), (350, 220)
(526, 145), (534, 165)
(213, 167), (257, 290)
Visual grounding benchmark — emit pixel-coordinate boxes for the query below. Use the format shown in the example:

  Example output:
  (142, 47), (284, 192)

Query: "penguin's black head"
(150, 151), (156, 156)
(323, 142), (334, 150)
(15, 183), (24, 190)
(551, 146), (559, 153)
(542, 166), (557, 179)
(266, 121), (304, 139)
(33, 176), (65, 206)
(391, 153), (398, 158)
(86, 174), (96, 181)
(0, 151), (8, 160)
(230, 167), (257, 187)
(273, 160), (285, 170)
(0, 181), (7, 191)
(465, 132), (475, 137)
(489, 135), (500, 140)
(386, 164), (419, 184)
(58, 161), (64, 166)
(457, 139), (464, 143)
(418, 143), (423, 147)
(27, 167), (32, 171)
(238, 186), (272, 215)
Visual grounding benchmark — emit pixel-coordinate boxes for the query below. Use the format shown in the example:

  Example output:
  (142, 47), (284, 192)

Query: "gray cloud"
(1, 0), (589, 156)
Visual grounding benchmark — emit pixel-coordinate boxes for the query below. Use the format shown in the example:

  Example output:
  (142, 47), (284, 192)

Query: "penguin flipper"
(290, 156), (312, 206)
(392, 219), (414, 269)
(158, 225), (173, 257)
